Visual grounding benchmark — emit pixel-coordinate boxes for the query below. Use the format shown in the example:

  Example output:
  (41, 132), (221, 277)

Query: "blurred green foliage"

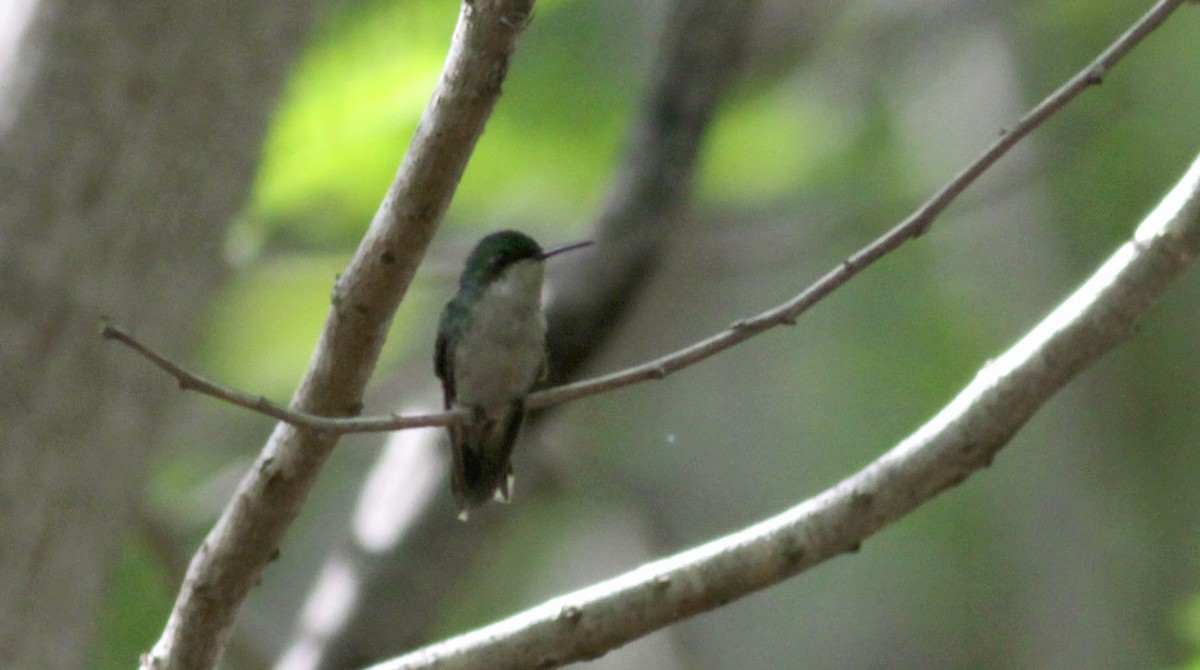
(97, 540), (173, 670)
(1175, 595), (1200, 669)
(698, 84), (857, 204)
(249, 0), (629, 250)
(201, 254), (346, 394)
(251, 0), (458, 245)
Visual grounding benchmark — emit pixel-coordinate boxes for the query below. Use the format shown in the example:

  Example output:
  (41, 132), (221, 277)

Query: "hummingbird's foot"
(493, 470), (515, 504)
(492, 463), (514, 504)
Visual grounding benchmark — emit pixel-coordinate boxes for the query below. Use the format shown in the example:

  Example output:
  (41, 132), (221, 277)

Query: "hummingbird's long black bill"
(538, 239), (593, 260)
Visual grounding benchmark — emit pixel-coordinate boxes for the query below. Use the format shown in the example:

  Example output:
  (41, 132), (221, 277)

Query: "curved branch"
(138, 2), (535, 669)
(101, 320), (459, 432)
(108, 0), (1190, 438)
(363, 148), (1200, 670)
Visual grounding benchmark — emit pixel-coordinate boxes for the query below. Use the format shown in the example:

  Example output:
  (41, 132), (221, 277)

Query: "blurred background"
(5, 0), (1200, 668)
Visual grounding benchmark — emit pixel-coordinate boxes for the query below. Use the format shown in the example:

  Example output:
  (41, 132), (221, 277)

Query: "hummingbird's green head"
(459, 230), (592, 289)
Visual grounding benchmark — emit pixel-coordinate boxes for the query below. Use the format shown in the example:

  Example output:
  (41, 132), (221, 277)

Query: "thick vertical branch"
(140, 2), (535, 669)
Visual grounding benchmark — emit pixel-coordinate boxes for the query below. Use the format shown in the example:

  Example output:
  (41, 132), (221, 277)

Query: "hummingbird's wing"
(433, 299), (462, 410)
(433, 333), (453, 410)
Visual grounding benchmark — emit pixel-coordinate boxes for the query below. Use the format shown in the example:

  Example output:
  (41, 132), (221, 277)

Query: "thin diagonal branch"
(138, 2), (536, 669)
(363, 147), (1200, 670)
(108, 0), (1190, 440)
(528, 0), (1190, 408)
(101, 321), (460, 432)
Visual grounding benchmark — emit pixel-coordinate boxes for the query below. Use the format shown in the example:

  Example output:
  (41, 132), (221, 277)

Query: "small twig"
(105, 0), (1188, 439)
(100, 322), (462, 432)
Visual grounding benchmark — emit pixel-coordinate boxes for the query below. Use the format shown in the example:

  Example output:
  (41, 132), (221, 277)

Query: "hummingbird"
(434, 230), (593, 519)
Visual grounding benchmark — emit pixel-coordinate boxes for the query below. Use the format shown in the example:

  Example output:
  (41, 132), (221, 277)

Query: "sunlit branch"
(364, 146), (1200, 670)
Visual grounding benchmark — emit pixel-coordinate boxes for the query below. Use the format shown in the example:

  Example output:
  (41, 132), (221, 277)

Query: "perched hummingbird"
(435, 230), (592, 519)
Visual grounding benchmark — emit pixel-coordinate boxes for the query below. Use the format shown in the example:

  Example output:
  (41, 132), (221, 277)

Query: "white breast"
(452, 259), (547, 409)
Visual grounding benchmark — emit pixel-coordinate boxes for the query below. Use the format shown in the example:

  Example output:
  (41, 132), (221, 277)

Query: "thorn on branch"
(850, 489), (875, 510)
(558, 605), (583, 625)
(911, 219), (935, 238)
(501, 8), (532, 30)
(779, 536), (806, 570)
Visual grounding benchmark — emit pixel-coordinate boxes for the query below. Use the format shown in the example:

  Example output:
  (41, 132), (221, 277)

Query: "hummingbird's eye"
(483, 256), (504, 278)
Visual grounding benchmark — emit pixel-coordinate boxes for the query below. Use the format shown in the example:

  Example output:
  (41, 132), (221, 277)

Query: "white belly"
(453, 263), (547, 408)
